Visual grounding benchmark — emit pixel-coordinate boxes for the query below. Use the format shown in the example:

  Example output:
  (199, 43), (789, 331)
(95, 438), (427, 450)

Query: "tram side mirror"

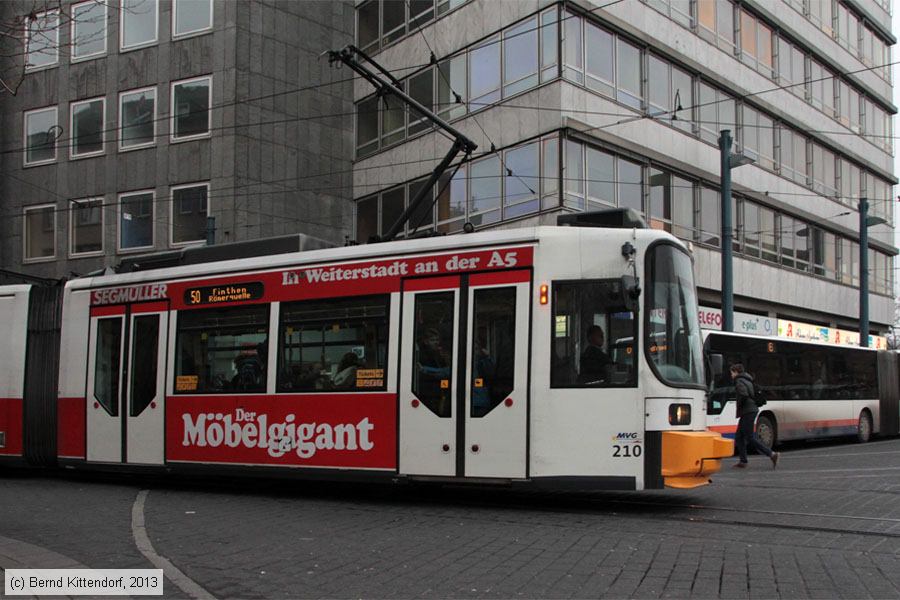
(620, 275), (640, 311)
(709, 353), (724, 378)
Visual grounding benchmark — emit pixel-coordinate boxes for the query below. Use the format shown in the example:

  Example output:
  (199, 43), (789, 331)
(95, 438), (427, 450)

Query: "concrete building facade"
(350, 0), (897, 334)
(0, 0), (355, 280)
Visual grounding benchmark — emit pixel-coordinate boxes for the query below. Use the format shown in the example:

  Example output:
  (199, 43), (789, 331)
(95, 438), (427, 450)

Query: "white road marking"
(131, 490), (216, 600)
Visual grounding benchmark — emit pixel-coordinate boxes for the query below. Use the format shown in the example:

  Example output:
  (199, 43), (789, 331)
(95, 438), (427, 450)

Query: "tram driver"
(579, 325), (612, 384)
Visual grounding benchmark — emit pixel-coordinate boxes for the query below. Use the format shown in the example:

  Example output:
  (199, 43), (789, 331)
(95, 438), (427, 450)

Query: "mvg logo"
(612, 432), (640, 442)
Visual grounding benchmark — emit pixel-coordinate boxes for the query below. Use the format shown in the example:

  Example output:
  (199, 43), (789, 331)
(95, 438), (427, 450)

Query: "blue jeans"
(735, 411), (773, 463)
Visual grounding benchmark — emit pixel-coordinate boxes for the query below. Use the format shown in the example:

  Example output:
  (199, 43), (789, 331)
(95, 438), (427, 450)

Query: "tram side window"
(471, 287), (516, 418)
(94, 317), (122, 416)
(277, 296), (389, 392)
(175, 305), (269, 394)
(412, 293), (454, 417)
(551, 281), (637, 388)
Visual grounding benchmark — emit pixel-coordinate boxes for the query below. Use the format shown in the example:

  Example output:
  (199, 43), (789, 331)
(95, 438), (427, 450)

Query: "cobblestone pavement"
(3, 438), (900, 598)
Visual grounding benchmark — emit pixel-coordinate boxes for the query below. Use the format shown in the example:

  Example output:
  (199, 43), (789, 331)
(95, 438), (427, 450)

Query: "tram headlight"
(668, 403), (691, 426)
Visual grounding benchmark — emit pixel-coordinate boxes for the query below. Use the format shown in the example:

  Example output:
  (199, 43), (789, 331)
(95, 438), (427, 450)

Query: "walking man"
(731, 363), (780, 469)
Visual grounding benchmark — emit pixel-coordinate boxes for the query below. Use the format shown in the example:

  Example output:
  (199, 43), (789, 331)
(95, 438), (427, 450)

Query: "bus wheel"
(857, 410), (873, 444)
(756, 414), (777, 451)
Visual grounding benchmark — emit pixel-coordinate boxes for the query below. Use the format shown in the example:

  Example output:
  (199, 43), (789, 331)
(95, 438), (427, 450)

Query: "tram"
(1, 219), (733, 489)
(705, 330), (900, 449)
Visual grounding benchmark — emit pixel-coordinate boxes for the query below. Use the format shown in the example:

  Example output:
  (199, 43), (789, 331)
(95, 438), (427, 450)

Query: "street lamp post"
(859, 198), (887, 348)
(719, 130), (753, 332)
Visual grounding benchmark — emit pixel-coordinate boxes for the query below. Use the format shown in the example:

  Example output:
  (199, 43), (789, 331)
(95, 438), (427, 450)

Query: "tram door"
(399, 272), (530, 479)
(86, 302), (168, 464)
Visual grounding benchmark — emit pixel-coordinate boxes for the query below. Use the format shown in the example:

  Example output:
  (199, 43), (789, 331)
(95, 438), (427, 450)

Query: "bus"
(4, 221), (734, 490)
(704, 330), (899, 449)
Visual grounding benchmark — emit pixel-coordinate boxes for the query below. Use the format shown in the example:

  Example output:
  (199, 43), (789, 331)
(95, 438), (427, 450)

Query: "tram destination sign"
(184, 282), (265, 306)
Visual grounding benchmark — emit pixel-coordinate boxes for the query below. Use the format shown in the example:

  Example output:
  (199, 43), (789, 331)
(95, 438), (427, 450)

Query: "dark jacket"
(580, 344), (612, 383)
(734, 373), (758, 417)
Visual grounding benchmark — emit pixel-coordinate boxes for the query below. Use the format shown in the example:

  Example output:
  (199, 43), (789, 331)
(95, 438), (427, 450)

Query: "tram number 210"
(612, 444), (642, 457)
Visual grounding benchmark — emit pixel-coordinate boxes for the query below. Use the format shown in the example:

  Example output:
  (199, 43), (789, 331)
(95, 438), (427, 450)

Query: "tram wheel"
(857, 410), (873, 444)
(756, 414), (777, 451)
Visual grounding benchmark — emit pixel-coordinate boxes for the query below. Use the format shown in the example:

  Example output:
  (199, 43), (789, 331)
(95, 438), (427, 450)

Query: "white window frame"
(170, 75), (212, 142)
(69, 197), (105, 257)
(69, 97), (106, 159)
(120, 0), (159, 51)
(23, 106), (59, 167)
(22, 203), (57, 263)
(117, 189), (155, 253)
(172, 0), (214, 39)
(169, 182), (210, 247)
(70, 0), (108, 63)
(25, 9), (59, 71)
(118, 86), (157, 151)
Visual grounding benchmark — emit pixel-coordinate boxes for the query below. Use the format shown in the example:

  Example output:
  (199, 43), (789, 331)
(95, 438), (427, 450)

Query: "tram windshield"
(645, 244), (703, 386)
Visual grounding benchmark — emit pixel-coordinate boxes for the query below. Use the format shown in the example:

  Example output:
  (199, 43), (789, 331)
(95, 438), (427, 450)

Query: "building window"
(811, 144), (837, 198)
(540, 8), (559, 82)
(23, 107), (58, 166)
(585, 145), (614, 210)
(121, 0), (158, 49)
(119, 191), (154, 251)
(25, 10), (58, 70)
(648, 168), (673, 232)
(382, 0), (406, 45)
(277, 296), (389, 393)
(697, 83), (735, 145)
(407, 69), (433, 135)
(437, 53), (467, 121)
(648, 54), (669, 116)
(172, 0), (212, 37)
(470, 34), (500, 108)
(470, 154), (501, 226)
(699, 186), (720, 247)
(71, 1), (107, 61)
(175, 304), (269, 395)
(697, 0), (735, 53)
(171, 76), (211, 140)
(436, 165), (467, 233)
(70, 198), (103, 256)
(357, 0), (379, 52)
(380, 86), (405, 146)
(70, 97), (105, 158)
(616, 38), (642, 109)
(502, 17), (539, 97)
(171, 183), (208, 245)
(119, 87), (156, 149)
(503, 141), (539, 218)
(23, 204), (56, 262)
(779, 128), (808, 185)
(584, 20), (614, 97)
(356, 96), (379, 158)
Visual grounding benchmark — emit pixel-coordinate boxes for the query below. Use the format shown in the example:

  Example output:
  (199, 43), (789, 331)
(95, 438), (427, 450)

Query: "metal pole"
(860, 198), (869, 348)
(719, 129), (734, 332)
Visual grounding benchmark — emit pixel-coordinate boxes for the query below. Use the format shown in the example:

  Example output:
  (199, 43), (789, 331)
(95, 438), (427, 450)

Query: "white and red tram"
(5, 223), (733, 489)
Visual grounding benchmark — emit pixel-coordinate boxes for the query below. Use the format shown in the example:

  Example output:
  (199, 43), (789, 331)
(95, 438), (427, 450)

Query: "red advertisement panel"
(57, 397), (86, 458)
(166, 394), (397, 469)
(0, 398), (23, 455)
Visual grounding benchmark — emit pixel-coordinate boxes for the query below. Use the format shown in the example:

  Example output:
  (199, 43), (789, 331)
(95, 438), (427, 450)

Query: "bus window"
(175, 305), (269, 394)
(412, 292), (454, 417)
(551, 281), (637, 388)
(277, 296), (388, 392)
(471, 287), (515, 418)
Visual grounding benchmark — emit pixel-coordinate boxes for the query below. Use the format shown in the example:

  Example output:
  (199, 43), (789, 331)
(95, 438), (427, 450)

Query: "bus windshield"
(646, 244), (703, 386)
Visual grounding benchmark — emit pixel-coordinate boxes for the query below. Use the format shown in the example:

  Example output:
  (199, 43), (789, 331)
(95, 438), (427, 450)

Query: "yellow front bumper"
(661, 431), (734, 489)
